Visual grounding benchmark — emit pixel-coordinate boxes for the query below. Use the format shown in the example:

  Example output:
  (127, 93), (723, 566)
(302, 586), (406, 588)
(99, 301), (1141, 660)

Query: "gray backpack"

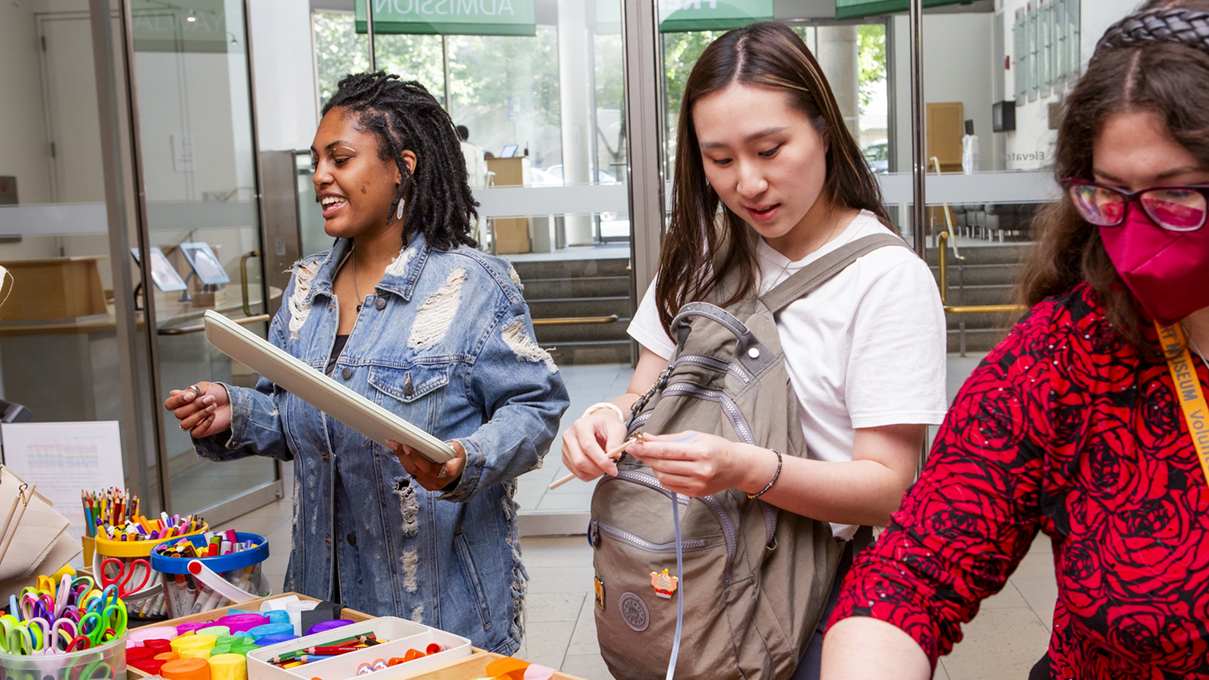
(590, 234), (909, 680)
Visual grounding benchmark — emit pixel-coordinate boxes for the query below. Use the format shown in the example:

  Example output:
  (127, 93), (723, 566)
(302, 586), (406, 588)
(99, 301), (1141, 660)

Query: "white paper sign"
(1, 421), (126, 541)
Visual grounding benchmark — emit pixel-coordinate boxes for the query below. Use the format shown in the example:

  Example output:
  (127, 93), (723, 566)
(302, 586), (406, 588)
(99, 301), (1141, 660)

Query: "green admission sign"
(355, 0), (536, 36)
(835, 0), (968, 20)
(659, 0), (774, 33)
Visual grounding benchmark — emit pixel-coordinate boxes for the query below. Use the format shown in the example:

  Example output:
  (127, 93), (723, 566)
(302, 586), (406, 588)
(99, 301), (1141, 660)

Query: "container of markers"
(93, 525), (210, 619)
(151, 532), (271, 619)
(0, 632), (127, 680)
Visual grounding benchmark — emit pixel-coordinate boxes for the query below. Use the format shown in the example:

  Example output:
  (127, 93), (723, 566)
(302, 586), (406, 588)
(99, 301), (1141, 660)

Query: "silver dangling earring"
(395, 198), (405, 221)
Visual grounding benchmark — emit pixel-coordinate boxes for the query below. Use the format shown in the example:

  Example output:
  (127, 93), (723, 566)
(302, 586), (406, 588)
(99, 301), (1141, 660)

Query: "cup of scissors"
(0, 585), (128, 672)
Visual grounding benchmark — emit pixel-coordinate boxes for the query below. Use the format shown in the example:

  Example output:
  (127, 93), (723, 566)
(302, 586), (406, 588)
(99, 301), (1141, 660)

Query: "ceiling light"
(186, 9), (196, 22)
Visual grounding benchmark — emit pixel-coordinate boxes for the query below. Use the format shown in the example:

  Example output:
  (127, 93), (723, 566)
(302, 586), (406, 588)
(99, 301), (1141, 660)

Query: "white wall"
(249, 0), (319, 151)
(0, 1), (117, 282)
(1080, 0), (1145, 61)
(891, 13), (996, 174)
(888, 1), (1149, 177)
(0, 0), (60, 205)
(995, 0), (1144, 171)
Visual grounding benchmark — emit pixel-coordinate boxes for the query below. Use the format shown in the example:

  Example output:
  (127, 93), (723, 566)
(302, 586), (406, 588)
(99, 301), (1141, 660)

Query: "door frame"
(88, 0), (283, 524)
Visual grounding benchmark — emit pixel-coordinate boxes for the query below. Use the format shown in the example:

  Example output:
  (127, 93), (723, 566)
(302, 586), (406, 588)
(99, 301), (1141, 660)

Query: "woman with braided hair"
(822, 2), (1209, 678)
(163, 72), (569, 653)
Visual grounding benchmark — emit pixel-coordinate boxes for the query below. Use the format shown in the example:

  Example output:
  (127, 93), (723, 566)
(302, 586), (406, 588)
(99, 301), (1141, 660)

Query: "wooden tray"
(126, 592), (371, 680)
(391, 651), (589, 680)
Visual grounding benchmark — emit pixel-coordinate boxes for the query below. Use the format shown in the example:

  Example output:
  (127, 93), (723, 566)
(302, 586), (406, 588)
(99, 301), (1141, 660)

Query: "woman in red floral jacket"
(821, 2), (1209, 679)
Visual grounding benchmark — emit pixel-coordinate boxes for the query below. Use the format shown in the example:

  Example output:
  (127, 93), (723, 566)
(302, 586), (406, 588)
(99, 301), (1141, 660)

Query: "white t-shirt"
(628, 210), (948, 540)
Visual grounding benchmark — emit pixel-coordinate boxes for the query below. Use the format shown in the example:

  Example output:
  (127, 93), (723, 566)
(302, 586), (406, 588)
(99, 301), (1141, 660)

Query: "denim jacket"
(193, 234), (569, 654)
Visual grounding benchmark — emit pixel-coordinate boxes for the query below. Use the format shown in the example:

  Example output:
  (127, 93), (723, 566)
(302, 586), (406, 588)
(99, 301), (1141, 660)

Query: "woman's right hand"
(163, 382), (231, 439)
(560, 408), (628, 481)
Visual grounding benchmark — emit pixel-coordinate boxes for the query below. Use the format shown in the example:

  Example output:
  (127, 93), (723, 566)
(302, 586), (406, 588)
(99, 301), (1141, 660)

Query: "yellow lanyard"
(1157, 322), (1209, 484)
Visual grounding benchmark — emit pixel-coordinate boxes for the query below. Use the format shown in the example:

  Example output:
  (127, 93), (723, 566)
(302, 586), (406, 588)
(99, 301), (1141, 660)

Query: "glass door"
(123, 0), (280, 522)
(0, 2), (146, 537)
(308, 0), (632, 530)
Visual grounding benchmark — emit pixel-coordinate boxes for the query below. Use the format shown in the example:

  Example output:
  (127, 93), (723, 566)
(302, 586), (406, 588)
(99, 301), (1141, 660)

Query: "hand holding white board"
(203, 311), (456, 464)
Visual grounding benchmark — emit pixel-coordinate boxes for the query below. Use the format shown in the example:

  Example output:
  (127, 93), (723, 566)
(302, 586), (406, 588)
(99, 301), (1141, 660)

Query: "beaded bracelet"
(747, 449), (783, 499)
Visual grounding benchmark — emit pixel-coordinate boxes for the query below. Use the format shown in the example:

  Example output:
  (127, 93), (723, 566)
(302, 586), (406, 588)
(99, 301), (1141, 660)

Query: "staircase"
(511, 256), (634, 365)
(511, 241), (1032, 364)
(928, 243), (1032, 354)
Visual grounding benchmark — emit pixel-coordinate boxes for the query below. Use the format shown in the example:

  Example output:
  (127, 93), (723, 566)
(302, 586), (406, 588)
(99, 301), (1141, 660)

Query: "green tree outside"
(857, 24), (886, 112)
(312, 12), (444, 107)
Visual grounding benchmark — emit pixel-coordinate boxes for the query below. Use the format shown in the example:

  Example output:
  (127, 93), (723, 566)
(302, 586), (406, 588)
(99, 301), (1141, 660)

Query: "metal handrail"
(0, 320), (120, 337)
(159, 314), (270, 336)
(944, 304), (1024, 315)
(240, 250), (260, 317)
(938, 230), (1023, 315)
(936, 230), (965, 305)
(532, 315), (618, 326)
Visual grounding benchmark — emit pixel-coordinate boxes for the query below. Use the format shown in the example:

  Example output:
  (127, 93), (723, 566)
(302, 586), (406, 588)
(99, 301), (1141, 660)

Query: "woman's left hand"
(627, 431), (758, 497)
(389, 440), (467, 492)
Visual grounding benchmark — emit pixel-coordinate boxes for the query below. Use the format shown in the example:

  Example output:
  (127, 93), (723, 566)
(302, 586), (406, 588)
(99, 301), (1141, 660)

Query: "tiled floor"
(516, 363), (636, 514)
(215, 350), (1059, 680)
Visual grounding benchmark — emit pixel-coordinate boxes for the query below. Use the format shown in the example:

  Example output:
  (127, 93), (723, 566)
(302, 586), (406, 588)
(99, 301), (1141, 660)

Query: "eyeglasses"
(1062, 179), (1209, 232)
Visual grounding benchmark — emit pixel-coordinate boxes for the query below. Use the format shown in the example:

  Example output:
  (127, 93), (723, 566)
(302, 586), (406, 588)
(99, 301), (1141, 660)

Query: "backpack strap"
(758, 233), (912, 315)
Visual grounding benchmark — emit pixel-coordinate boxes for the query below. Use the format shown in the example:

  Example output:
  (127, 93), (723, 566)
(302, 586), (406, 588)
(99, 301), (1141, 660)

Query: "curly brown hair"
(1017, 0), (1209, 350)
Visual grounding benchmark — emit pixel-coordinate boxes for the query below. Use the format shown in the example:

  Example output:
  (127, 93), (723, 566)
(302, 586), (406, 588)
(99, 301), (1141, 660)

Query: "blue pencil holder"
(150, 531), (270, 618)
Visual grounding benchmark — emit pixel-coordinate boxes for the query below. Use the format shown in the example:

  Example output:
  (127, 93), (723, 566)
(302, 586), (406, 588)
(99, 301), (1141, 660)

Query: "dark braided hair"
(322, 72), (478, 251)
(1094, 6), (1209, 57)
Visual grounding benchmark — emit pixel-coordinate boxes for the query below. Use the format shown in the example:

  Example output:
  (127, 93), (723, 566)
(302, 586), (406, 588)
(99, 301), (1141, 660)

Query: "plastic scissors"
(84, 585), (121, 616)
(49, 618), (79, 652)
(69, 657), (115, 680)
(76, 612), (105, 648)
(0, 614), (21, 653)
(65, 634), (92, 652)
(78, 595), (124, 647)
(58, 605), (81, 624)
(69, 575), (96, 605)
(99, 557), (150, 598)
(14, 617), (51, 655)
(19, 593), (53, 622)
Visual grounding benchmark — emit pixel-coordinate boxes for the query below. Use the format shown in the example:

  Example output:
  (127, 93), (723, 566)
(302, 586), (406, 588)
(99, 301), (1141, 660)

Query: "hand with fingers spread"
(163, 382), (231, 439)
(560, 405), (630, 482)
(389, 440), (467, 492)
(627, 430), (772, 498)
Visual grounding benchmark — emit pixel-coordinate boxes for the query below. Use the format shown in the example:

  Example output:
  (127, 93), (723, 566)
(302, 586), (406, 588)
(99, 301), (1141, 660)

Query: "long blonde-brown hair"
(654, 22), (894, 334)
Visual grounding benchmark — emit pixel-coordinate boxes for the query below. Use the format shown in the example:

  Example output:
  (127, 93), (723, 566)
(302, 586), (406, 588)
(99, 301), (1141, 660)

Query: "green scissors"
(65, 650), (115, 680)
(12, 617), (50, 655)
(0, 614), (22, 653)
(77, 605), (124, 647)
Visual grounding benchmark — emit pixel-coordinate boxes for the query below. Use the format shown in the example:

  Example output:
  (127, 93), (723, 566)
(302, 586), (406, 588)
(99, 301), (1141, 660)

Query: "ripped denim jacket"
(193, 233), (569, 654)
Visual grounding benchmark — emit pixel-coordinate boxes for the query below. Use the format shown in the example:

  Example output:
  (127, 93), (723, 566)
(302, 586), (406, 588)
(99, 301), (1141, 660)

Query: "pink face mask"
(1098, 206), (1209, 326)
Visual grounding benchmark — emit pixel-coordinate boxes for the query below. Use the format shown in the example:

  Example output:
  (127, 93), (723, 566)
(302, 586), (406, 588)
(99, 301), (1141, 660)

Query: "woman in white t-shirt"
(561, 22), (946, 679)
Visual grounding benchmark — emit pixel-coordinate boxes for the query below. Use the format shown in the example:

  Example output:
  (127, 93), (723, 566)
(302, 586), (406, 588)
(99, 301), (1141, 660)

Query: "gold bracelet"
(747, 449), (782, 499)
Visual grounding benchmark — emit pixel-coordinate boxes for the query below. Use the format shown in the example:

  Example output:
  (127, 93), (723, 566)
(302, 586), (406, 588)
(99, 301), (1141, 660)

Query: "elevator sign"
(355, 0), (536, 36)
(659, 0), (774, 32)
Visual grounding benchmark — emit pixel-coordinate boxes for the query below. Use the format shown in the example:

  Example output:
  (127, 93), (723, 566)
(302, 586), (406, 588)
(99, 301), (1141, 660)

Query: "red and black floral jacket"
(831, 282), (1209, 678)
